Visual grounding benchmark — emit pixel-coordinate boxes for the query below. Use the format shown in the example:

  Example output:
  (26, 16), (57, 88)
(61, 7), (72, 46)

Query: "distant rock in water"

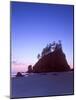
(33, 48), (70, 73)
(16, 72), (24, 77)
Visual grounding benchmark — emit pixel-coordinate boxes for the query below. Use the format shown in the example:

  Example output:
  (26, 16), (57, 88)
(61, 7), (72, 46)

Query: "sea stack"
(33, 42), (70, 73)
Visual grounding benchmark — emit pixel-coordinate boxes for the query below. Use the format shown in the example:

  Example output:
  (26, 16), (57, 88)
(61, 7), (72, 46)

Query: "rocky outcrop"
(33, 49), (70, 73)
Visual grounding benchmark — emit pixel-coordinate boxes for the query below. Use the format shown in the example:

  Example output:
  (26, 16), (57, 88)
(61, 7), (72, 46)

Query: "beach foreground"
(11, 71), (74, 98)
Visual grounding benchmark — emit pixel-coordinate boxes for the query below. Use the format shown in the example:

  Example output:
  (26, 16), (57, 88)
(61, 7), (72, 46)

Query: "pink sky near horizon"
(11, 61), (35, 73)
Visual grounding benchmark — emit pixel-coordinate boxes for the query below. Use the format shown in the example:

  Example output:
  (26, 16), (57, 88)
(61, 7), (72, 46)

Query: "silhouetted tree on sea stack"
(37, 54), (40, 59)
(33, 41), (71, 73)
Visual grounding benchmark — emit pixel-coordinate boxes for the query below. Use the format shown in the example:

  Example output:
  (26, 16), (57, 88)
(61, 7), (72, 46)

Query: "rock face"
(33, 49), (70, 73)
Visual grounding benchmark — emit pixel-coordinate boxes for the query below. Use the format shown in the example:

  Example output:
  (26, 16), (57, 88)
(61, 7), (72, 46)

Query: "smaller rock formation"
(27, 65), (33, 73)
(16, 72), (24, 77)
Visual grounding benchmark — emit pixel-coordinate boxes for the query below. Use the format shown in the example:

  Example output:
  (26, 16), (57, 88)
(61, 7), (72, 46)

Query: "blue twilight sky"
(11, 2), (74, 72)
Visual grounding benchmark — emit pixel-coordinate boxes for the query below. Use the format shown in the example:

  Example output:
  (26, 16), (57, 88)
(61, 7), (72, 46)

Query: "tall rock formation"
(33, 48), (70, 73)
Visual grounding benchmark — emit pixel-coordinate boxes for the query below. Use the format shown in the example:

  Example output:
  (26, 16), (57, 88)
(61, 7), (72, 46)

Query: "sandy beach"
(11, 71), (74, 98)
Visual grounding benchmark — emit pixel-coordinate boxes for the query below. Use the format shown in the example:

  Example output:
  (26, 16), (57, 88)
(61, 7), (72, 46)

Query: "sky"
(11, 2), (74, 73)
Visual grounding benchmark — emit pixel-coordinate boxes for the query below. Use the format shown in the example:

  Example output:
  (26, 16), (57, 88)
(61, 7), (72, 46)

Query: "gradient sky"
(11, 2), (74, 73)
